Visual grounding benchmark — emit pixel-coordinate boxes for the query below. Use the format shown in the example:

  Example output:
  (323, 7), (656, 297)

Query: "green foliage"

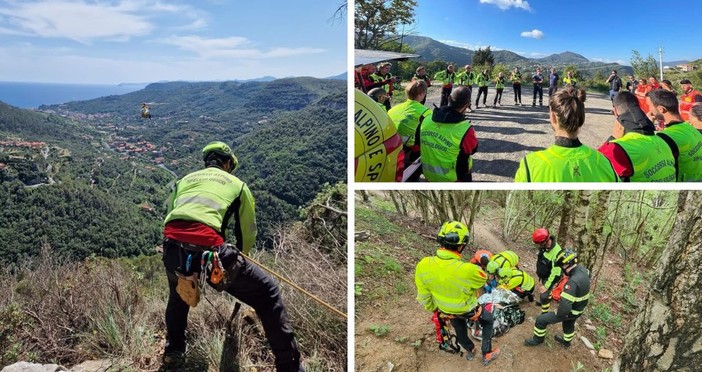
(631, 50), (659, 79)
(491, 63), (511, 81)
(590, 302), (613, 323)
(369, 324), (390, 337)
(0, 303), (31, 366)
(354, 0), (418, 49)
(473, 46), (495, 67)
(2, 77), (345, 259)
(0, 181), (161, 263)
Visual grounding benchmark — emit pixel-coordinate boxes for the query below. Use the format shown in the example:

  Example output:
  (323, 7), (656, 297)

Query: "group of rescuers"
(355, 61), (702, 182)
(415, 222), (589, 366)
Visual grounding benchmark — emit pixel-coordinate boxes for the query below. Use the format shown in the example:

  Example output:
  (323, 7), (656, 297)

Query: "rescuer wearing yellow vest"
(415, 221), (501, 366)
(419, 86), (479, 182)
(495, 267), (536, 302)
(648, 89), (702, 182)
(388, 80), (430, 180)
(162, 141), (304, 371)
(525, 249), (590, 348)
(434, 64), (457, 107)
(598, 91), (676, 182)
(514, 86), (620, 182)
(455, 65), (476, 112)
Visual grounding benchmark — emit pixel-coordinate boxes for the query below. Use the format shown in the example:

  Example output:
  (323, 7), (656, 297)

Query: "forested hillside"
(0, 77), (346, 262)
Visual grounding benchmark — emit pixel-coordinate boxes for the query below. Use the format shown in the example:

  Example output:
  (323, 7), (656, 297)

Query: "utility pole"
(659, 46), (664, 81)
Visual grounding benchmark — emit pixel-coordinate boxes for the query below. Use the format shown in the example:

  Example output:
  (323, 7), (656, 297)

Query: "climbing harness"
(432, 311), (462, 355)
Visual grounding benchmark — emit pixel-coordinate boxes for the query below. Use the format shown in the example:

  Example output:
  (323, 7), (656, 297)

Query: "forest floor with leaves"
(354, 194), (650, 372)
(418, 86), (616, 182)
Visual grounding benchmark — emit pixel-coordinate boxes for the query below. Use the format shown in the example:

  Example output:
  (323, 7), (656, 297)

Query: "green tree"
(491, 63), (510, 81)
(472, 46), (495, 67)
(355, 0), (417, 49)
(563, 65), (582, 82)
(630, 50), (659, 79)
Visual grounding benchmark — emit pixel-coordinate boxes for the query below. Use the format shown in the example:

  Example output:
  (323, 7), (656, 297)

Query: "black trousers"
(440, 86), (453, 107)
(533, 311), (578, 341)
(513, 83), (522, 103)
(476, 87), (488, 105)
(548, 85), (557, 98)
(163, 240), (302, 371)
(450, 305), (494, 355)
(533, 85), (543, 104)
(493, 88), (504, 105)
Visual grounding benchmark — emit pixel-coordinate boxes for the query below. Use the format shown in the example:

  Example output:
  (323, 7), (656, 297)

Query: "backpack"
(470, 288), (526, 339)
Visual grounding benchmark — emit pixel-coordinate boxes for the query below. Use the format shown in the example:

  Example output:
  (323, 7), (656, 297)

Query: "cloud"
(0, 0), (205, 43)
(158, 35), (325, 59)
(479, 0), (531, 11)
(520, 29), (544, 39)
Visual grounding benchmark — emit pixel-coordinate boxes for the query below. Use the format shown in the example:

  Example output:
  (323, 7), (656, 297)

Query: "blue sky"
(412, 0), (701, 64)
(0, 0), (346, 84)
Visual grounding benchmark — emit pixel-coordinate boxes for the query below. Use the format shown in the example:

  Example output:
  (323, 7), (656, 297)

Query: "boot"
(162, 352), (185, 370)
(524, 336), (544, 346)
(482, 348), (500, 366)
(465, 347), (476, 361)
(554, 335), (571, 348)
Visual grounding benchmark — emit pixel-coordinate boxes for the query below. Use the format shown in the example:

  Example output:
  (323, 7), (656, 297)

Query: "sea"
(0, 82), (148, 109)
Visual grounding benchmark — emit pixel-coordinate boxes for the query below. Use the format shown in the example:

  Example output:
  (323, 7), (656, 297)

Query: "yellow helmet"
(437, 221), (469, 249)
(202, 141), (239, 172)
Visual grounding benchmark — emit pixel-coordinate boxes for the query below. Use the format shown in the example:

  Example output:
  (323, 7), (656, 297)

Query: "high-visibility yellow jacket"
(165, 167), (256, 254)
(415, 249), (488, 315)
(498, 268), (535, 292)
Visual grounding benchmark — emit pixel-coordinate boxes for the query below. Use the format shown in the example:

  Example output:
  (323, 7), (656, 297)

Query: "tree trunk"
(617, 190), (702, 372)
(572, 190), (590, 252)
(579, 191), (610, 271)
(467, 191), (481, 239)
(557, 190), (575, 245)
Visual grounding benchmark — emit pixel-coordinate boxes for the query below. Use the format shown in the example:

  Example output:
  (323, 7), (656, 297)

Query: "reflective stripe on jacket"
(165, 167), (256, 254)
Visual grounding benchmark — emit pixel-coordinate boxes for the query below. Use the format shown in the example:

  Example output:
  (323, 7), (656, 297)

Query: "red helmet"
(532, 228), (550, 244)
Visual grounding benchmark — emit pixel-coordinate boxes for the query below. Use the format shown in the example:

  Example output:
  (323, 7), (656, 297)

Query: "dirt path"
(355, 219), (614, 372)
(416, 86), (615, 182)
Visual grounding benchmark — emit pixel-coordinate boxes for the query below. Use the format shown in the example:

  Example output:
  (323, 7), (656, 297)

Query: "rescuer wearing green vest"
(495, 267), (536, 302)
(525, 249), (590, 348)
(162, 141), (304, 371)
(370, 62), (396, 110)
(388, 80), (431, 181)
(455, 65), (476, 112)
(419, 86), (479, 182)
(474, 69), (490, 109)
(415, 221), (501, 366)
(647, 89), (702, 181)
(434, 64), (457, 107)
(514, 86), (620, 182)
(598, 91), (676, 182)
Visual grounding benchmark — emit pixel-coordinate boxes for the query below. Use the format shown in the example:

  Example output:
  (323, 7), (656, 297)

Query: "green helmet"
(436, 221), (469, 249)
(497, 267), (512, 278)
(556, 248), (578, 267)
(202, 141), (239, 172)
(486, 261), (499, 274)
